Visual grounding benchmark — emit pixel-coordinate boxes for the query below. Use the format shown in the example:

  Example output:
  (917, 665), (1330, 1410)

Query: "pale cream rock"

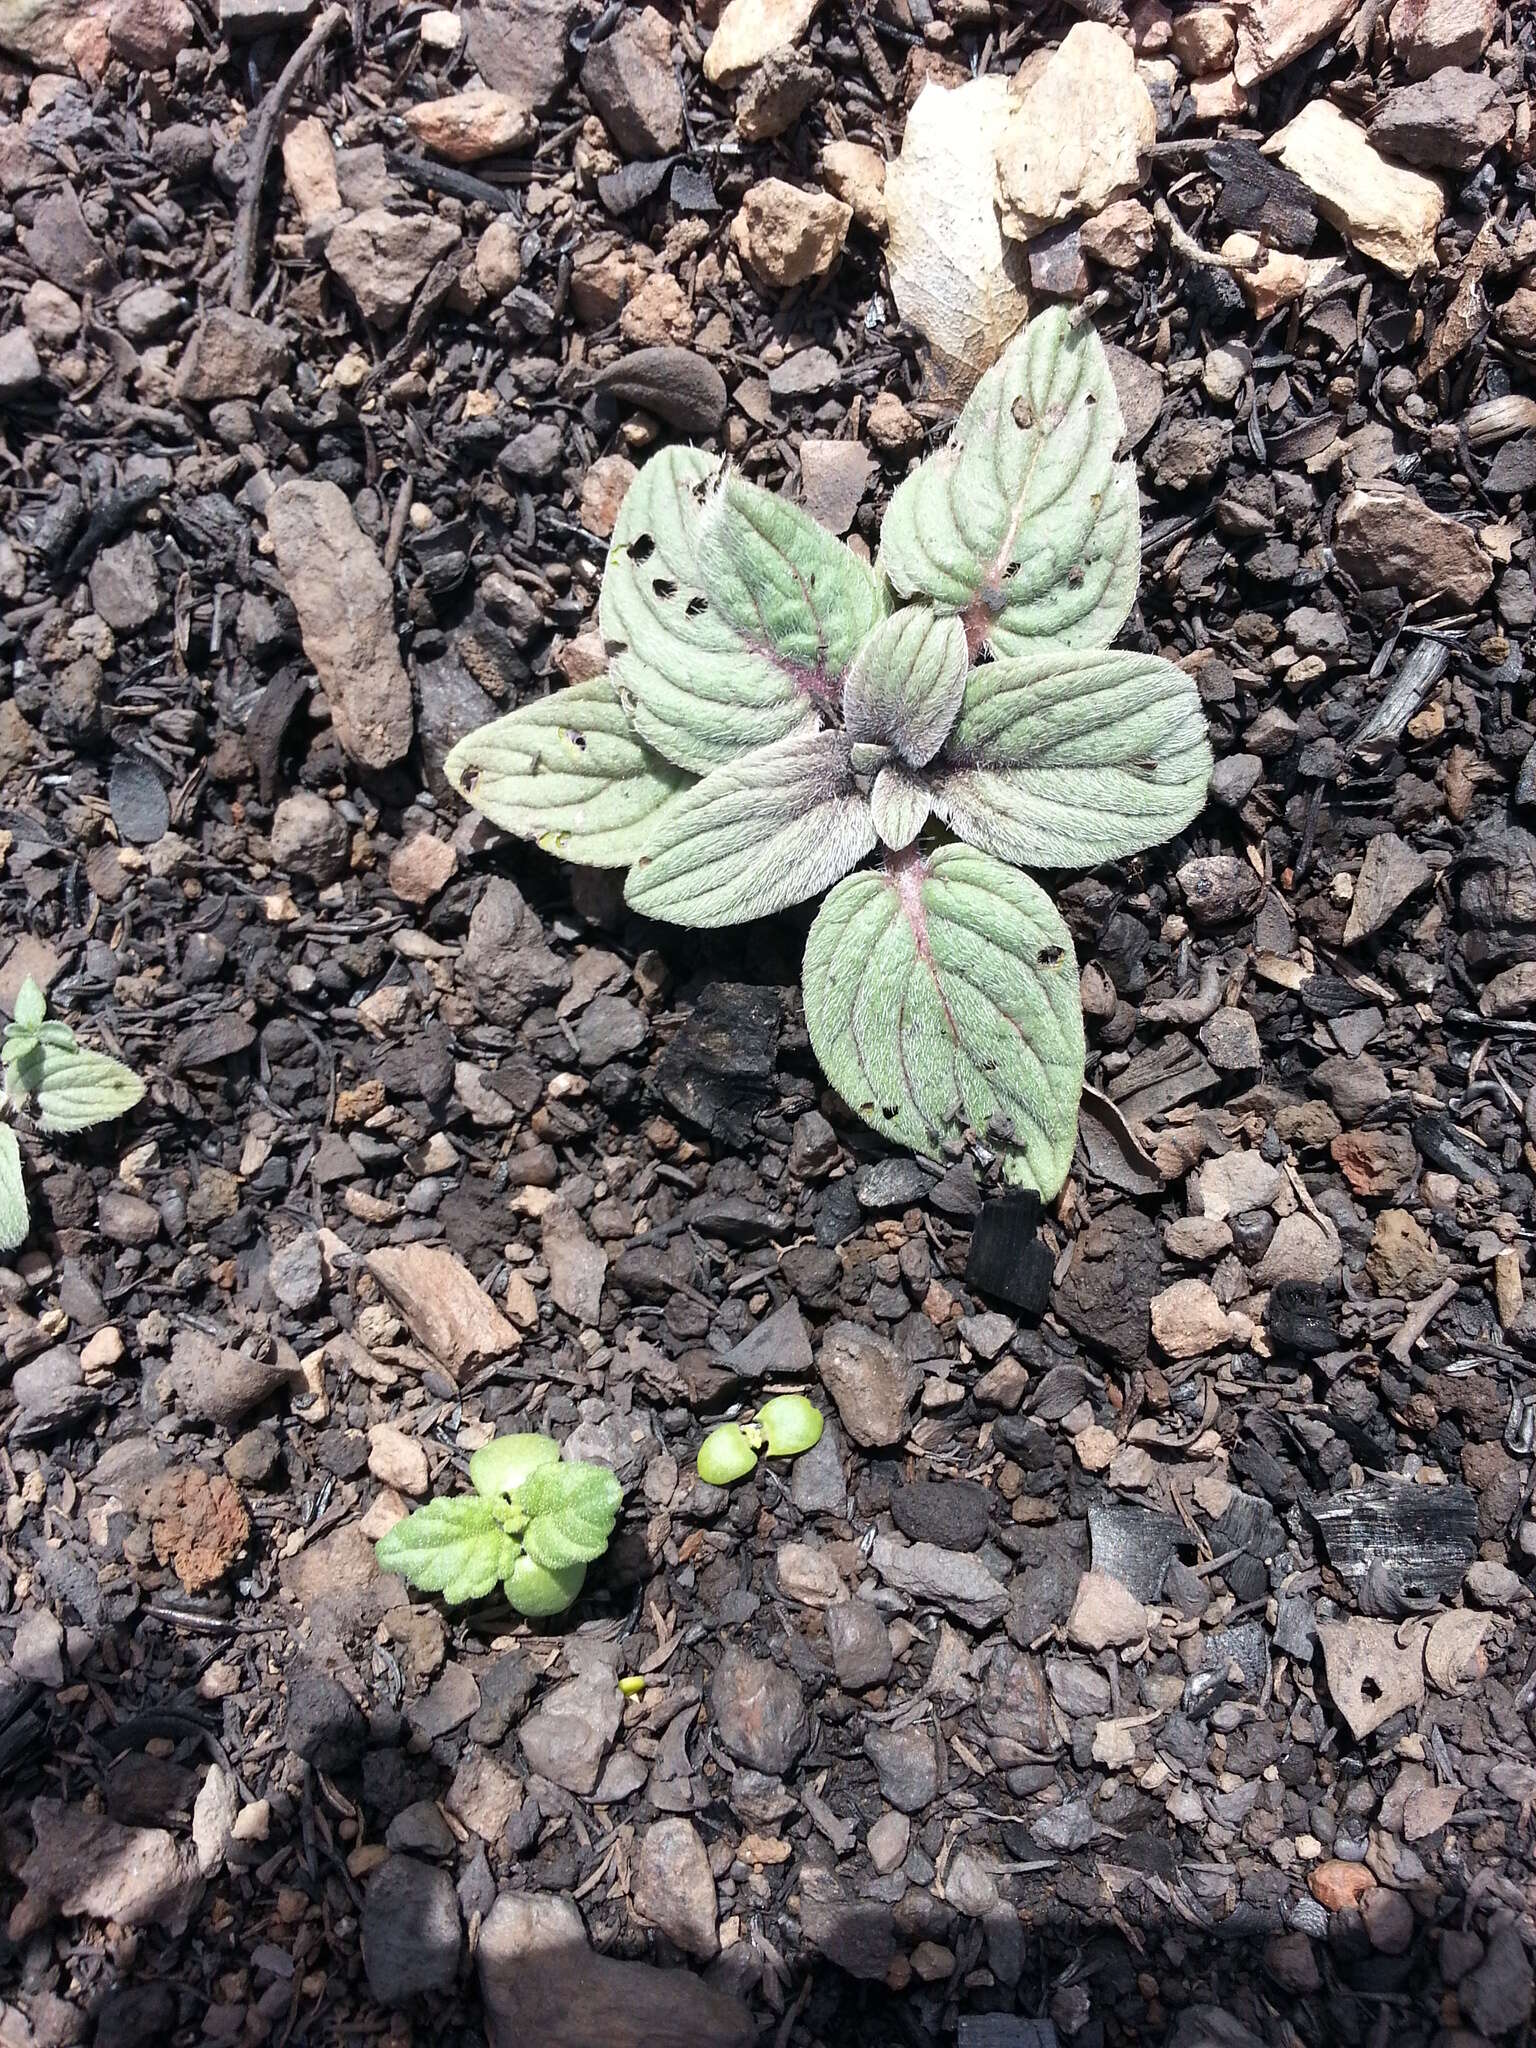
(1171, 4), (1235, 74)
(1265, 101), (1444, 277)
(1232, 0), (1352, 86)
(1190, 71), (1248, 120)
(703, 0), (819, 85)
(1079, 197), (1154, 270)
(282, 116), (341, 226)
(418, 6), (461, 47)
(1221, 231), (1340, 317)
(885, 75), (1029, 400)
(730, 177), (850, 286)
(473, 214), (523, 298)
(821, 138), (886, 235)
(1151, 1278), (1234, 1359)
(1067, 1569), (1149, 1651)
(995, 23), (1157, 241)
(403, 89), (536, 164)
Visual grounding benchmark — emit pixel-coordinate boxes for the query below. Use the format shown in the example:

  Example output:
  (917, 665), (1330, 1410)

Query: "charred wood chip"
(1312, 1482), (1478, 1609)
(965, 1194), (1052, 1319)
(1267, 1280), (1338, 1356)
(655, 983), (782, 1148)
(1208, 139), (1317, 250)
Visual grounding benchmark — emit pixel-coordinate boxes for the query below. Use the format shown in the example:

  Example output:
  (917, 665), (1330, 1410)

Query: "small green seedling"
(1, 977), (145, 1255)
(446, 308), (1212, 1201)
(698, 1395), (824, 1486)
(375, 1432), (623, 1619)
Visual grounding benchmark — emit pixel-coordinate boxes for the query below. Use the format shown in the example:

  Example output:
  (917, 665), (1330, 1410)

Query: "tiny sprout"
(697, 1398), (824, 1487)
(618, 1674), (647, 1697)
(756, 1394), (824, 1459)
(375, 1430), (623, 1622)
(697, 1421), (758, 1487)
(1, 976), (146, 1255)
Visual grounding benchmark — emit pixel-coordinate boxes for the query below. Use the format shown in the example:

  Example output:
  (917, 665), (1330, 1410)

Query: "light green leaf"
(930, 647), (1212, 869)
(625, 730), (875, 929)
(803, 844), (1086, 1199)
(444, 678), (692, 869)
(843, 610), (968, 768)
(33, 1044), (145, 1133)
(470, 1433), (561, 1500)
(756, 1395), (823, 1459)
(601, 448), (885, 775)
(870, 762), (931, 851)
(375, 1496), (514, 1605)
(696, 467), (888, 697)
(12, 978), (45, 1033)
(0, 1125), (27, 1253)
(697, 1422), (758, 1486)
(877, 307), (1139, 657)
(506, 1552), (587, 1617)
(517, 1459), (623, 1572)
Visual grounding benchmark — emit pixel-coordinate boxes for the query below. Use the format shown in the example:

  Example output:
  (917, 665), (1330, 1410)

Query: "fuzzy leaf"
(376, 1496), (514, 1605)
(444, 678), (692, 868)
(601, 448), (884, 775)
(12, 978), (45, 1033)
(870, 762), (932, 851)
(878, 307), (1139, 656)
(803, 845), (1085, 1198)
(506, 1552), (587, 1617)
(625, 730), (875, 929)
(517, 1459), (623, 1572)
(0, 1125), (27, 1253)
(470, 1433), (561, 1500)
(32, 1044), (145, 1133)
(843, 610), (968, 767)
(929, 647), (1213, 869)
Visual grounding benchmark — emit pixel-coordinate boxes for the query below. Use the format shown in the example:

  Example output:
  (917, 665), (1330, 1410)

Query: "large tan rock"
(1390, 0), (1495, 78)
(995, 23), (1156, 241)
(821, 139), (886, 235)
(1232, 0), (1352, 85)
(731, 177), (850, 286)
(325, 207), (462, 327)
(403, 89), (536, 163)
(703, 0), (819, 85)
(1265, 101), (1444, 277)
(265, 480), (414, 769)
(366, 1243), (520, 1375)
(282, 117), (341, 225)
(1334, 482), (1492, 607)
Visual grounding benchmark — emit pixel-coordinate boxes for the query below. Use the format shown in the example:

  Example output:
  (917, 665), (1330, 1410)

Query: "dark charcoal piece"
(1051, 1202), (1162, 1363)
(959, 2021), (1061, 2048)
(1268, 1280), (1338, 1356)
(1212, 1488), (1286, 1562)
(966, 1193), (1051, 1317)
(1209, 138), (1318, 249)
(1299, 974), (1372, 1018)
(1089, 1502), (1185, 1604)
(1413, 1113), (1498, 1184)
(1312, 1482), (1478, 1606)
(108, 754), (171, 845)
(655, 983), (782, 1148)
(891, 1478), (991, 1551)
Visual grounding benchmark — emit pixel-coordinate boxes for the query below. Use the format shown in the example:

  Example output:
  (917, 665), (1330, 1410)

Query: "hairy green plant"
(375, 1433), (623, 1619)
(447, 310), (1212, 1199)
(1, 977), (145, 1254)
(697, 1396), (824, 1486)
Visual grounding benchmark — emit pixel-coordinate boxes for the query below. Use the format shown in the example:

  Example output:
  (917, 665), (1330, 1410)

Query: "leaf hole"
(881, 1105), (899, 1121)
(1066, 566), (1085, 589)
(1037, 943), (1064, 967)
(629, 532), (656, 563)
(651, 577), (677, 600)
(1360, 1676), (1383, 1703)
(1011, 396), (1035, 431)
(686, 596), (708, 618)
(461, 767), (480, 794)
(1084, 391), (1096, 407)
(559, 727), (587, 751)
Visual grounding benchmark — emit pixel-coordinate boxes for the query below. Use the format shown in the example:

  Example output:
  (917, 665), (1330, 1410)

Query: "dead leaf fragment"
(1424, 1609), (1489, 1693)
(1317, 1618), (1426, 1740)
(884, 76), (1029, 401)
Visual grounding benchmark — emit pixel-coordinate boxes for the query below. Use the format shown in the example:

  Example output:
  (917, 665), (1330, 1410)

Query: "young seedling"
(375, 1432), (623, 1619)
(0, 977), (146, 1254)
(446, 309), (1213, 1200)
(697, 1395), (824, 1487)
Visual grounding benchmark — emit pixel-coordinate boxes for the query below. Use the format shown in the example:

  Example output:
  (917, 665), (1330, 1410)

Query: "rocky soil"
(1, 0), (1535, 2044)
